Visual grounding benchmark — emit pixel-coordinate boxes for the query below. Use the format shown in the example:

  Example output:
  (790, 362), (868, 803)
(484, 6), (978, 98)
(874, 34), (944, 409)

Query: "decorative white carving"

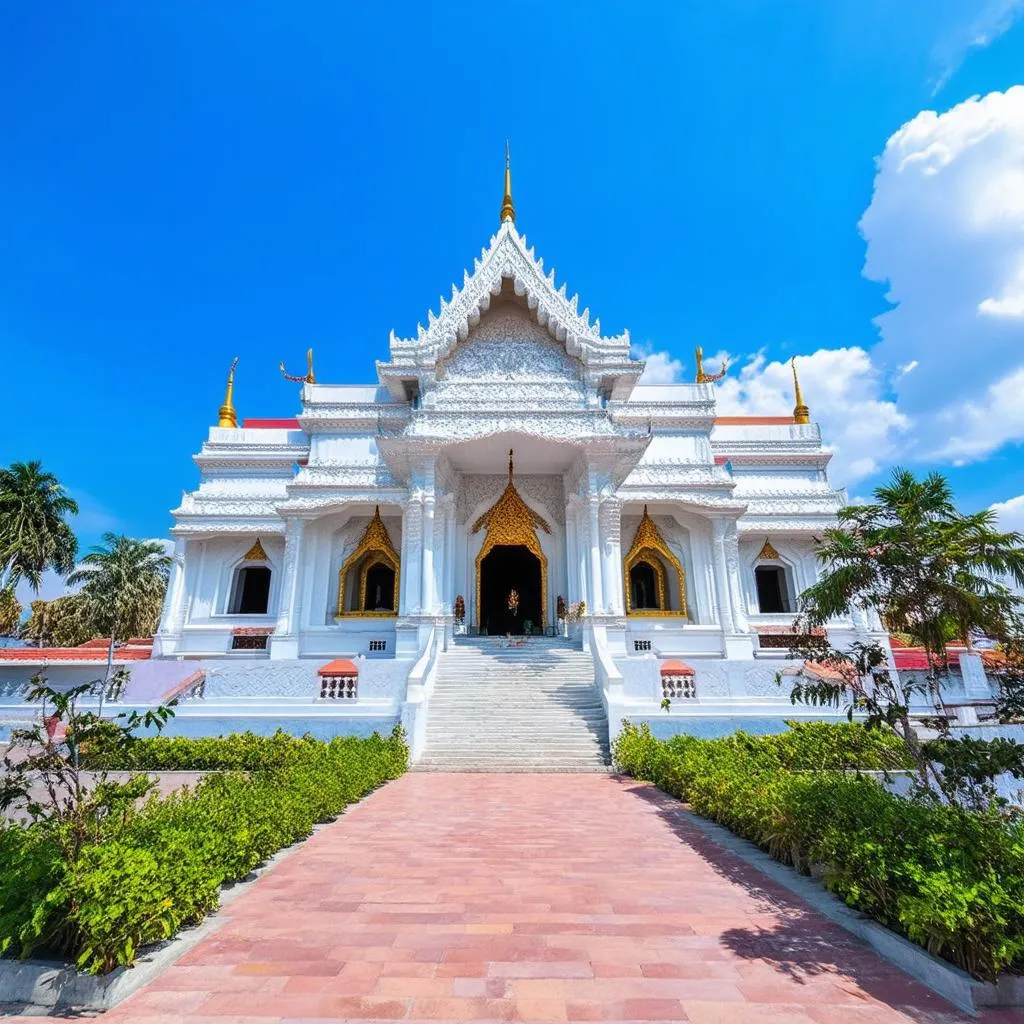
(456, 474), (565, 525)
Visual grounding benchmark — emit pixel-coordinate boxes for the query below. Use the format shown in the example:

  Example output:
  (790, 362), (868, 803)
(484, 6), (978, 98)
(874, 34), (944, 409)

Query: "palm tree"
(0, 460), (79, 595)
(68, 534), (171, 699)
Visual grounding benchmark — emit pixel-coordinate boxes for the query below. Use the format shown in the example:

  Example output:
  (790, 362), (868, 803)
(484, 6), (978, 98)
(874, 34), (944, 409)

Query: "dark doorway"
(755, 565), (790, 613)
(363, 562), (395, 612)
(232, 566), (271, 614)
(629, 561), (660, 610)
(480, 544), (542, 635)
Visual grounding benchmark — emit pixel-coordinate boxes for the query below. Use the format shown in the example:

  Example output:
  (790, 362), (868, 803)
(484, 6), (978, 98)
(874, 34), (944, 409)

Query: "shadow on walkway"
(614, 774), (993, 1024)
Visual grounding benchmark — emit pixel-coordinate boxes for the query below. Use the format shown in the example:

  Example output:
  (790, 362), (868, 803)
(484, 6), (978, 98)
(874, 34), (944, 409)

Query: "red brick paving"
(6, 773), (1018, 1022)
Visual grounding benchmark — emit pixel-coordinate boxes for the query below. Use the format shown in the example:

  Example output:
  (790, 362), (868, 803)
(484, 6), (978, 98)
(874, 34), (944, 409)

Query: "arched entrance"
(479, 544), (542, 635)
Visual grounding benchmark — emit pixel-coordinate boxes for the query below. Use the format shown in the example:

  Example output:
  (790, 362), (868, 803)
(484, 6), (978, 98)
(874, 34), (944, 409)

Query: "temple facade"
(144, 162), (881, 754)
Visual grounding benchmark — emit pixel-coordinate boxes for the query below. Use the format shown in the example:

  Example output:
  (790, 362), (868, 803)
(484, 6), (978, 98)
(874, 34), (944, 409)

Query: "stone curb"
(672, 806), (1023, 1015)
(0, 783), (391, 1012)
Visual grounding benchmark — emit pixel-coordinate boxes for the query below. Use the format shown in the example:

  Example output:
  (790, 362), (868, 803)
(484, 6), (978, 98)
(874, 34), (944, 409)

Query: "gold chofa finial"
(500, 140), (515, 224)
(218, 357), (239, 428)
(280, 347), (316, 384)
(791, 357), (810, 424)
(695, 346), (728, 384)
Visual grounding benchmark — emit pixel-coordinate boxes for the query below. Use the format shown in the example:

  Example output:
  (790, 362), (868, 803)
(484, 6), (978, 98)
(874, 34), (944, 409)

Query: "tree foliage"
(67, 534), (170, 646)
(20, 595), (99, 648)
(0, 589), (22, 636)
(0, 461), (78, 595)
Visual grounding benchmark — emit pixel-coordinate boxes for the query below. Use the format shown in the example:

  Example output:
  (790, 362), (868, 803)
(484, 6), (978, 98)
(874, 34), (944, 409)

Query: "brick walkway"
(9, 773), (1016, 1022)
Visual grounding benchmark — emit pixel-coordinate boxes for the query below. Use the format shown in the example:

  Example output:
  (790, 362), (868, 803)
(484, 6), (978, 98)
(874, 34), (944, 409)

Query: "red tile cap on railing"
(318, 658), (358, 677)
(659, 659), (696, 676)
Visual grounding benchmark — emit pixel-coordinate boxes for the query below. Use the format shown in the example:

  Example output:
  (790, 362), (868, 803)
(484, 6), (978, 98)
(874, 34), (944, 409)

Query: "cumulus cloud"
(860, 86), (1024, 464)
(991, 494), (1024, 532)
(715, 347), (910, 487)
(632, 343), (684, 384)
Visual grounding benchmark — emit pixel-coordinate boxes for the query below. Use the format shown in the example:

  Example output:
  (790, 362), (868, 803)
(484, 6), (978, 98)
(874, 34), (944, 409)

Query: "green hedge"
(613, 721), (1024, 982)
(0, 727), (407, 974)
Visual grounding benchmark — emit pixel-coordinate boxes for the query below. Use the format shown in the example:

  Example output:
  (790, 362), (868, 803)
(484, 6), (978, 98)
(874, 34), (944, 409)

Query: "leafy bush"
(0, 727), (407, 974)
(613, 721), (1024, 981)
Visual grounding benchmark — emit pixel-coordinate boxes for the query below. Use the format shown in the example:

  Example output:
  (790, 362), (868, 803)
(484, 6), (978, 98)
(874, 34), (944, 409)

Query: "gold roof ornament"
(217, 357), (239, 428)
(243, 538), (268, 561)
(472, 450), (550, 628)
(280, 348), (316, 384)
(623, 506), (686, 617)
(500, 140), (515, 225)
(695, 346), (728, 384)
(757, 538), (781, 561)
(791, 356), (810, 424)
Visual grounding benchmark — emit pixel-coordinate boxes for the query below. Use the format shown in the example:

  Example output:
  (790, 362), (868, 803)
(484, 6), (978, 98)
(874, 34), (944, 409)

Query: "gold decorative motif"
(337, 507), (400, 617)
(757, 538), (781, 562)
(623, 506), (686, 617)
(694, 346), (728, 384)
(218, 357), (239, 427)
(243, 538), (268, 562)
(280, 348), (316, 384)
(791, 357), (810, 424)
(500, 140), (515, 224)
(472, 450), (549, 628)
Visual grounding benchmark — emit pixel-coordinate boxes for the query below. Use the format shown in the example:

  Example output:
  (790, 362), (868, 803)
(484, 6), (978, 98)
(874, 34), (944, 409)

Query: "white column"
(163, 537), (188, 634)
(723, 518), (749, 633)
(599, 497), (624, 616)
(575, 506), (589, 610)
(270, 517), (305, 659)
(565, 506), (578, 605)
(443, 499), (456, 612)
(420, 494), (435, 614)
(400, 495), (422, 615)
(588, 495), (604, 614)
(711, 517), (735, 633)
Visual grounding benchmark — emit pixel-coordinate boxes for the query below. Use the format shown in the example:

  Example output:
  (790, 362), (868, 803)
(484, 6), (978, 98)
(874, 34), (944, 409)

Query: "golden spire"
(218, 357), (239, 428)
(694, 346), (728, 384)
(500, 140), (515, 224)
(791, 356), (810, 424)
(280, 347), (316, 384)
(508, 448), (514, 482)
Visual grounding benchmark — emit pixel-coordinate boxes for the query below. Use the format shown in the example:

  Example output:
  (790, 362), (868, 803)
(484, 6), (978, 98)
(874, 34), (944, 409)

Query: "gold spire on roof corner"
(694, 346), (728, 384)
(791, 356), (810, 424)
(218, 357), (239, 428)
(500, 140), (515, 224)
(280, 347), (316, 384)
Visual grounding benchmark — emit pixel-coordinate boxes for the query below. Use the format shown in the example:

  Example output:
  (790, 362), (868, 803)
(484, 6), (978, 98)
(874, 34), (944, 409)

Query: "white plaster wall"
(308, 434), (381, 465)
(632, 433), (712, 467)
(184, 536), (286, 624)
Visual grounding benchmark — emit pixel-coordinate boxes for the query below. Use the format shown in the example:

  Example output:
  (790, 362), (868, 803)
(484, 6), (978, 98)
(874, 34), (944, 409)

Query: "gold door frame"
(623, 506), (687, 617)
(471, 451), (551, 630)
(337, 507), (401, 617)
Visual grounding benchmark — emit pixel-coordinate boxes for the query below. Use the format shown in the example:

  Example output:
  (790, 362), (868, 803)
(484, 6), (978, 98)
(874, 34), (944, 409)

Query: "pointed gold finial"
(500, 140), (515, 224)
(280, 347), (316, 384)
(218, 357), (239, 428)
(791, 356), (810, 424)
(508, 448), (515, 482)
(694, 346), (728, 384)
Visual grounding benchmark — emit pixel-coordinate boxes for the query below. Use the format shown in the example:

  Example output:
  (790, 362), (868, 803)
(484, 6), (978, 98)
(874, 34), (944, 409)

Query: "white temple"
(140, 156), (880, 762)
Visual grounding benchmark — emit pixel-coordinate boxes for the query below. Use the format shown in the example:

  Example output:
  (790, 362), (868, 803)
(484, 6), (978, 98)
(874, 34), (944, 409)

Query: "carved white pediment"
(424, 306), (589, 410)
(377, 221), (642, 399)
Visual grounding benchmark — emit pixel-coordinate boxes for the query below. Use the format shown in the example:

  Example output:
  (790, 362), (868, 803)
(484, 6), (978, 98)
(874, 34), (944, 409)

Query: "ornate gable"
(377, 221), (642, 399)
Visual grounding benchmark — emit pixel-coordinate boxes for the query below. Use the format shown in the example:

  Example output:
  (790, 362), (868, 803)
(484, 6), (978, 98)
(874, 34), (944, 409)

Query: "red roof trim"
(0, 649), (152, 662)
(242, 418), (301, 429)
(714, 416), (797, 425)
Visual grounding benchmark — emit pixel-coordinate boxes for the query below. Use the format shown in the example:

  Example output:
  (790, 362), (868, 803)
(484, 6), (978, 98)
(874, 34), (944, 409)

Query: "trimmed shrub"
(0, 727), (407, 974)
(613, 721), (1024, 981)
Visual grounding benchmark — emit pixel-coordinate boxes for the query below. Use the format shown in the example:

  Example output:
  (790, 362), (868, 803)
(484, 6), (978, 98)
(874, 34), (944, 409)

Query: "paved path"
(8, 773), (1015, 1022)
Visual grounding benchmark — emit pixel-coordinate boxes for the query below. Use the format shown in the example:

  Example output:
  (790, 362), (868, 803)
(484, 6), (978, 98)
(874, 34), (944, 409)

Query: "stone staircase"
(413, 636), (611, 772)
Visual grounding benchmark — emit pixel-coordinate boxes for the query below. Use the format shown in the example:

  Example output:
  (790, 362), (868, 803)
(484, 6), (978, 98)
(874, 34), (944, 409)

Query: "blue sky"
(2, 1), (1024, 588)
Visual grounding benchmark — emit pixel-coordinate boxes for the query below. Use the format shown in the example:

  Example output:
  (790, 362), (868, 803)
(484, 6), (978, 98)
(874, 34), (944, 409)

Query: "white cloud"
(860, 86), (1024, 464)
(632, 343), (684, 384)
(14, 569), (75, 607)
(991, 494), (1024, 532)
(715, 347), (910, 487)
(938, 364), (1024, 459)
(932, 1), (1024, 92)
